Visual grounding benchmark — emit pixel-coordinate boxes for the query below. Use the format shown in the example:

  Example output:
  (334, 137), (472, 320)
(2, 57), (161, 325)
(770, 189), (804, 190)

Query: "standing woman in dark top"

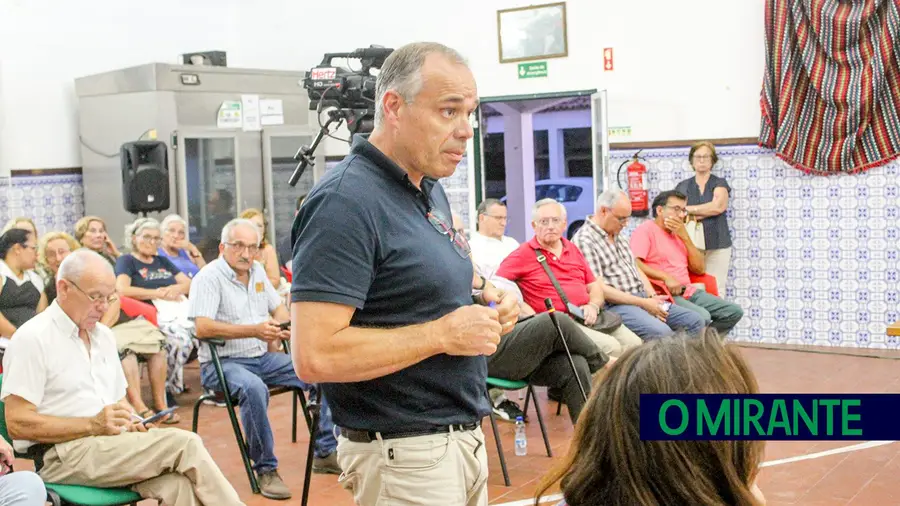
(675, 141), (733, 292)
(0, 229), (48, 337)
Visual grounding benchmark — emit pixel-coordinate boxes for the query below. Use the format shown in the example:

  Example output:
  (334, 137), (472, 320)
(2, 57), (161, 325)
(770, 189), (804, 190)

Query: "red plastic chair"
(280, 266), (292, 283)
(118, 296), (159, 327)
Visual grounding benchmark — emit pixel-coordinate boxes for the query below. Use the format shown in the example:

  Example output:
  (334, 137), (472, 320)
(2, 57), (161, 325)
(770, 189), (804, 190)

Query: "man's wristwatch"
(475, 275), (487, 290)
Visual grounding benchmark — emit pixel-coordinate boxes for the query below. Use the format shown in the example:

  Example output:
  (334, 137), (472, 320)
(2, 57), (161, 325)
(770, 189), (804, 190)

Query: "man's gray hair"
(125, 217), (160, 251)
(532, 198), (565, 221)
(160, 214), (188, 233)
(57, 248), (113, 283)
(220, 218), (261, 246)
(374, 42), (469, 128)
(596, 189), (629, 210)
(476, 198), (505, 217)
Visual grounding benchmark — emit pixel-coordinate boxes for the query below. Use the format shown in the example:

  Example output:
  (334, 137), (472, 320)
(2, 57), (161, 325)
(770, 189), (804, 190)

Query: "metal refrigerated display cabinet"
(75, 62), (324, 262)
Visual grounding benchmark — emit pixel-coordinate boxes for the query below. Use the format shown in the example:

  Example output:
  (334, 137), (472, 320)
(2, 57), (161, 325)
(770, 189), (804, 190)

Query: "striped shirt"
(571, 218), (647, 298)
(188, 258), (280, 363)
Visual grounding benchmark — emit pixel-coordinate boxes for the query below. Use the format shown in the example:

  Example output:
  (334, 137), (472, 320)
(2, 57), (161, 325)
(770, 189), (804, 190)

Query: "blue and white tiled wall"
(7, 145), (898, 348)
(0, 172), (85, 235)
(610, 145), (899, 349)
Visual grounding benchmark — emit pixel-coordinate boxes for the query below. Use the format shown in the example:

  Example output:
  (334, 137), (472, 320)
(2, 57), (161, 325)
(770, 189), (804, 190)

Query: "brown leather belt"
(339, 422), (479, 443)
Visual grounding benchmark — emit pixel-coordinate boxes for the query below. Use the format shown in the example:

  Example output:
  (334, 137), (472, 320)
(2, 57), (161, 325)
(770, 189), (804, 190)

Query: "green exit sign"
(518, 61), (548, 79)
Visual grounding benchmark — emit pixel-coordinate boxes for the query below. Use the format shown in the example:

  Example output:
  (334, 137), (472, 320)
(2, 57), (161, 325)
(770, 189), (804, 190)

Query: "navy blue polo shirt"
(290, 134), (490, 432)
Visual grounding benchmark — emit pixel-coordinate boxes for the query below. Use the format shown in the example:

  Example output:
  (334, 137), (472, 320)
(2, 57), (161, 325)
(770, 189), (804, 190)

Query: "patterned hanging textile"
(759, 0), (900, 174)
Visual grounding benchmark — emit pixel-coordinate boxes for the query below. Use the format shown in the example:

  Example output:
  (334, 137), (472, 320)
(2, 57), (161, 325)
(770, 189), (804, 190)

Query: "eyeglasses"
(692, 154), (712, 161)
(426, 208), (471, 259)
(68, 280), (118, 306)
(225, 242), (260, 255)
(665, 205), (688, 215)
(140, 235), (162, 244)
(483, 214), (508, 222)
(536, 217), (564, 227)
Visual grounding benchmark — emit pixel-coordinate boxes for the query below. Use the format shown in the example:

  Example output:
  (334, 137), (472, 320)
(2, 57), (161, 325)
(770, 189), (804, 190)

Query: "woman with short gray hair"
(158, 214), (205, 278)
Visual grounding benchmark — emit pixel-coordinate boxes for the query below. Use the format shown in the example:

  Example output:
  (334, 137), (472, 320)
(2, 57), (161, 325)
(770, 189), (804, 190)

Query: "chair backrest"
(119, 296), (159, 327)
(280, 265), (292, 283)
(0, 374), (11, 444)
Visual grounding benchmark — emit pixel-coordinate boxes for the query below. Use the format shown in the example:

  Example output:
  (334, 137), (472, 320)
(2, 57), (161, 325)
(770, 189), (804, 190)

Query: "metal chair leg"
(302, 401), (319, 506)
(292, 391), (298, 443)
(191, 394), (214, 434)
(528, 385), (553, 457)
(486, 391), (510, 486)
(211, 350), (260, 494)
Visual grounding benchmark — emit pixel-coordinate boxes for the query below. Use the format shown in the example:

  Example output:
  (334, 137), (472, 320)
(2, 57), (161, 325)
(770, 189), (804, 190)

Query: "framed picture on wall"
(497, 2), (568, 63)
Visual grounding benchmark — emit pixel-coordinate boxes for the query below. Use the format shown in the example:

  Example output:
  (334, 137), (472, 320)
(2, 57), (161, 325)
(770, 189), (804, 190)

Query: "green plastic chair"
(0, 374), (145, 506)
(485, 377), (552, 487)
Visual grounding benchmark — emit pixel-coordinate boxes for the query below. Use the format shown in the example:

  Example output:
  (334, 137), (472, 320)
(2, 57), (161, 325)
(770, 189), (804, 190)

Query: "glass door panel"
(182, 137), (237, 262)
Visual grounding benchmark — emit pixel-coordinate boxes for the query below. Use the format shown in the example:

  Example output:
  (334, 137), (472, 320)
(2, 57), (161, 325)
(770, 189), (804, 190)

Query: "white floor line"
(759, 440), (896, 467)
(491, 441), (897, 506)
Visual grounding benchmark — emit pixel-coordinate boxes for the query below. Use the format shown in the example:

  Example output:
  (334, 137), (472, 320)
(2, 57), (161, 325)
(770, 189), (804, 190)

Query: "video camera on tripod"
(288, 45), (394, 187)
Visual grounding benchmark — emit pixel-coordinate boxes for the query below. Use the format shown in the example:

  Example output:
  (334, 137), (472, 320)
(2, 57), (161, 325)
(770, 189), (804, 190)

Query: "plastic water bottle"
(514, 416), (527, 456)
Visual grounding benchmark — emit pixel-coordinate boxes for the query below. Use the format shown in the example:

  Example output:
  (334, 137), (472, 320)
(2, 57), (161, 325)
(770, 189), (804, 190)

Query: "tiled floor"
(17, 346), (900, 505)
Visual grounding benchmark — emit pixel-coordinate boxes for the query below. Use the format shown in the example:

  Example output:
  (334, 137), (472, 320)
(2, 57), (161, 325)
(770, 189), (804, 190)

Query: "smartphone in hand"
(277, 321), (291, 331)
(139, 406), (178, 426)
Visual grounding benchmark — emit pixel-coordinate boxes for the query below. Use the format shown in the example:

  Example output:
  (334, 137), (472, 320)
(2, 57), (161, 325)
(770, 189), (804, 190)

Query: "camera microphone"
(544, 298), (589, 403)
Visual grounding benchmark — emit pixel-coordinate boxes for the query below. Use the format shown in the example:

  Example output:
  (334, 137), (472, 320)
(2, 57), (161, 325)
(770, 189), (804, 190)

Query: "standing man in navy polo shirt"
(290, 42), (519, 505)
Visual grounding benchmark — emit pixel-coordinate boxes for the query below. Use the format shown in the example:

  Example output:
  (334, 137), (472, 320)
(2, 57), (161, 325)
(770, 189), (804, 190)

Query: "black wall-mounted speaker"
(120, 140), (170, 214)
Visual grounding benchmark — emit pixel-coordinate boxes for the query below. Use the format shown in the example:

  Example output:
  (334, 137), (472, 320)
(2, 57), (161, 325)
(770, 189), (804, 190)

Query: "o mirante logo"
(639, 394), (885, 441)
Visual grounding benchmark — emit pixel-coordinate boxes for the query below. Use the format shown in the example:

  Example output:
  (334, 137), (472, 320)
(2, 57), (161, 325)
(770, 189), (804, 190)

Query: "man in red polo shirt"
(496, 199), (641, 357)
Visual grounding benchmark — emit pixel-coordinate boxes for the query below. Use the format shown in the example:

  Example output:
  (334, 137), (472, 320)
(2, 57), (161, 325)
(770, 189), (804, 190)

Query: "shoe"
(312, 452), (342, 475)
(493, 399), (525, 422)
(258, 470), (292, 500)
(201, 389), (226, 407)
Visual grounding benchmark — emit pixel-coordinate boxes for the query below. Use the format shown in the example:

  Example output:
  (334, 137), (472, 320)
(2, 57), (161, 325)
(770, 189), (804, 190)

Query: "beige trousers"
(337, 426), (489, 506)
(576, 322), (642, 357)
(38, 428), (244, 506)
(704, 247), (732, 293)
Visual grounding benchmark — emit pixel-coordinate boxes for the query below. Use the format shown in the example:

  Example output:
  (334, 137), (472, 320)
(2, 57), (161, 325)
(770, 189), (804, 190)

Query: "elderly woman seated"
(115, 217), (195, 406)
(157, 214), (206, 279)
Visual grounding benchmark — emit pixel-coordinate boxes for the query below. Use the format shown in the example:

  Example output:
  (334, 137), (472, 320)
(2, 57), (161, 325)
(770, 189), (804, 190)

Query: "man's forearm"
(294, 321), (442, 383)
(587, 281), (605, 307)
(636, 259), (675, 282)
(194, 317), (258, 340)
(679, 236), (706, 274)
(602, 284), (647, 306)
(8, 411), (94, 444)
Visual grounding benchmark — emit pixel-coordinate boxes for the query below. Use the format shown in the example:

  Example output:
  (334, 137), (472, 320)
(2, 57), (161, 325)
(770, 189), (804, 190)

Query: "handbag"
(685, 216), (706, 250)
(533, 249), (623, 333)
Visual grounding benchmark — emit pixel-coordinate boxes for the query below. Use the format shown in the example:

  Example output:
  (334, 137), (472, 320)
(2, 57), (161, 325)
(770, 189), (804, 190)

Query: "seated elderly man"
(188, 218), (339, 501)
(1, 249), (242, 506)
(496, 198), (642, 358)
(631, 190), (743, 336)
(573, 189), (707, 340)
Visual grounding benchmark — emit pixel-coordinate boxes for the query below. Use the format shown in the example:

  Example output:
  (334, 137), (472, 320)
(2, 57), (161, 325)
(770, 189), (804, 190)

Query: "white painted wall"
(0, 0), (765, 173)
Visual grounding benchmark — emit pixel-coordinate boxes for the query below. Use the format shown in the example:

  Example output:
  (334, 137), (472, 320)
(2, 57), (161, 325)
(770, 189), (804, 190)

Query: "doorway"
(472, 89), (603, 243)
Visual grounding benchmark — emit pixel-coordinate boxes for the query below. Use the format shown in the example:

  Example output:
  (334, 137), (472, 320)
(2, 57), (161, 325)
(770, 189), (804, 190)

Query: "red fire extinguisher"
(617, 150), (649, 217)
